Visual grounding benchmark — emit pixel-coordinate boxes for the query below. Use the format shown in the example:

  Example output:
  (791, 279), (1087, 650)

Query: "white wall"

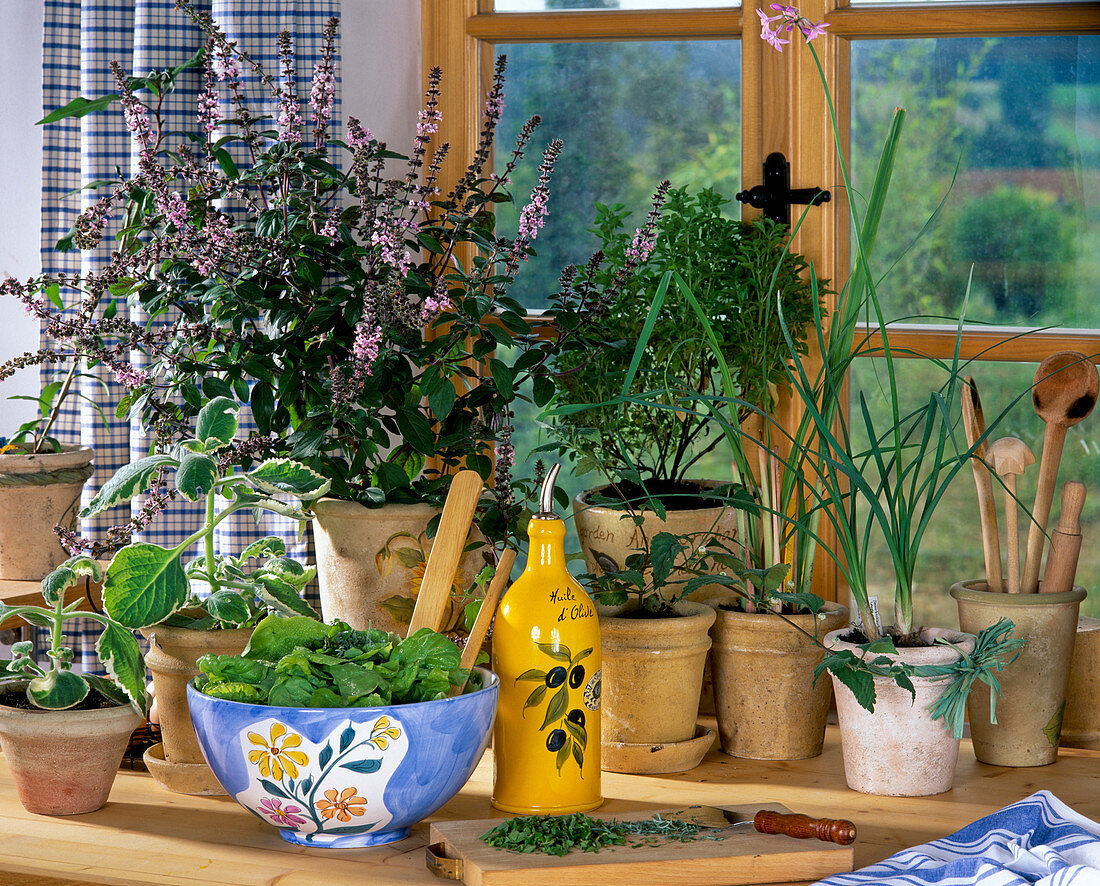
(0, 0), (46, 436)
(0, 0), (421, 438)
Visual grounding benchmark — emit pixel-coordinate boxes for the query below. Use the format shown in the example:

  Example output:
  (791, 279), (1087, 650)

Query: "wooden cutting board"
(427, 803), (855, 886)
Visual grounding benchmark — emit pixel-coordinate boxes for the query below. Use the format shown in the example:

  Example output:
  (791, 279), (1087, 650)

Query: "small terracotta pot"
(598, 601), (716, 750)
(709, 600), (848, 760)
(0, 445), (94, 580)
(826, 626), (975, 797)
(0, 686), (142, 815)
(950, 579), (1085, 766)
(312, 498), (484, 632)
(141, 624), (253, 794)
(1064, 616), (1100, 750)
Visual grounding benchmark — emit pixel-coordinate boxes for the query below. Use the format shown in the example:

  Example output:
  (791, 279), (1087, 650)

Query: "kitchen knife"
(659, 805), (856, 845)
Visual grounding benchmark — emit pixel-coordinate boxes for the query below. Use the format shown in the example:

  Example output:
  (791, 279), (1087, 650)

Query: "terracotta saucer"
(143, 742), (227, 796)
(601, 724), (716, 774)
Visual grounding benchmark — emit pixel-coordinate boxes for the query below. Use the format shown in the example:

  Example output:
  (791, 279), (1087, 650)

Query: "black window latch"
(736, 152), (831, 227)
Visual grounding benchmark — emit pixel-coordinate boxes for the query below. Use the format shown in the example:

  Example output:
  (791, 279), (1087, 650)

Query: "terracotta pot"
(0, 445), (94, 580)
(826, 626), (975, 797)
(598, 601), (715, 752)
(950, 579), (1086, 766)
(709, 600), (848, 760)
(0, 686), (142, 815)
(312, 498), (484, 633)
(573, 481), (738, 607)
(141, 624), (253, 795)
(1064, 616), (1100, 750)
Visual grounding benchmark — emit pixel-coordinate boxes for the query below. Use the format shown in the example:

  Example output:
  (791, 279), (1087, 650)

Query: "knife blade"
(659, 805), (857, 845)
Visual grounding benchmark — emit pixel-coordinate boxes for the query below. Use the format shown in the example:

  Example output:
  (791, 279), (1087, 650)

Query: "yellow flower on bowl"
(246, 722), (309, 780)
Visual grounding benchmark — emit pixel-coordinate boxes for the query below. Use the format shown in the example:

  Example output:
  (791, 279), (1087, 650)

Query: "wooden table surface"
(2, 726), (1098, 886)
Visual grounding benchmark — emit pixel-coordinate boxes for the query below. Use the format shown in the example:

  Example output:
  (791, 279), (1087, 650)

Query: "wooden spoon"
(961, 377), (1003, 592)
(1021, 352), (1099, 593)
(450, 548), (518, 697)
(987, 437), (1035, 595)
(407, 470), (484, 636)
(1041, 481), (1086, 594)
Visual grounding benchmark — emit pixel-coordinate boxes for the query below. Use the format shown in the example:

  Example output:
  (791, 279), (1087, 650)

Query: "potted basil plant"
(81, 397), (330, 795)
(0, 556), (147, 814)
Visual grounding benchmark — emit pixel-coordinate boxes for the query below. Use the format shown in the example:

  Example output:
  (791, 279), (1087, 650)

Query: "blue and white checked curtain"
(41, 0), (340, 669)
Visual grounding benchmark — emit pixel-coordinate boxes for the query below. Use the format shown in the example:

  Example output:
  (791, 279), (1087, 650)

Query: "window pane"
(493, 1), (734, 10)
(849, 358), (1100, 626)
(495, 39), (741, 308)
(850, 37), (1100, 327)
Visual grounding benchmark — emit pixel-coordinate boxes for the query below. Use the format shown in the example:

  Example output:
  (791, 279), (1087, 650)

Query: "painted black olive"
(546, 728), (567, 751)
(568, 664), (585, 689)
(546, 666), (567, 688)
(567, 708), (585, 728)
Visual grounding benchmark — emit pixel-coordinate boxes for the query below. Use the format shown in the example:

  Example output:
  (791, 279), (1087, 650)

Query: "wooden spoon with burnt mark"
(1021, 352), (1098, 594)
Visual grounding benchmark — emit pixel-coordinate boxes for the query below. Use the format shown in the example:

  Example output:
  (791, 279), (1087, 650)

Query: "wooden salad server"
(1022, 352), (1098, 593)
(447, 548), (517, 697)
(987, 437), (1035, 595)
(962, 376), (1003, 592)
(1041, 481), (1086, 594)
(407, 470), (484, 636)
(662, 805), (856, 845)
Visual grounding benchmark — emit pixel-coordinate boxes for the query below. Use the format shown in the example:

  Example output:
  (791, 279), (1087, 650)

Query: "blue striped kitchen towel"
(817, 791), (1100, 885)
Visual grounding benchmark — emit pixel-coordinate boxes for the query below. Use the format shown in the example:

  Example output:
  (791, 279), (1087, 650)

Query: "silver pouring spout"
(535, 463), (562, 519)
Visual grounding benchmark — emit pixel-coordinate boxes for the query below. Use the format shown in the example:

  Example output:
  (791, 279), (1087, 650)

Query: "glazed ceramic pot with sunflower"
(312, 499), (485, 633)
(186, 668), (498, 848)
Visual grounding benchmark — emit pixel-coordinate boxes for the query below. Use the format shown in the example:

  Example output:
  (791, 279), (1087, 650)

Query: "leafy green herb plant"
(0, 557), (147, 715)
(194, 614), (476, 708)
(82, 397), (330, 631)
(548, 186), (824, 498)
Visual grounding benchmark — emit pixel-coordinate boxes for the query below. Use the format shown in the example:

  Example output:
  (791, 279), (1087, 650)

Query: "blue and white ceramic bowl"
(187, 668), (498, 848)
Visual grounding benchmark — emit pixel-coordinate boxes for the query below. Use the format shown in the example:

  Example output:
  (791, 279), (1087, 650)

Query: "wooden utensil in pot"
(1041, 481), (1086, 594)
(1021, 353), (1098, 593)
(962, 377), (1003, 592)
(987, 437), (1035, 595)
(407, 470), (484, 636)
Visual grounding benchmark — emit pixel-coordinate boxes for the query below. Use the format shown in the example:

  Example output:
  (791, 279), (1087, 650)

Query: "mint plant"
(0, 557), (147, 715)
(82, 398), (330, 630)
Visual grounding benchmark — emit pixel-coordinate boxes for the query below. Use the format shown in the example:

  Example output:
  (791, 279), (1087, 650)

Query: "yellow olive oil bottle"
(491, 464), (602, 813)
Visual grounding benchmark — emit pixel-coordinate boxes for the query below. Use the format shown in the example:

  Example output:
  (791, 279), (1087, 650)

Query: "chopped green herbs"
(480, 813), (718, 856)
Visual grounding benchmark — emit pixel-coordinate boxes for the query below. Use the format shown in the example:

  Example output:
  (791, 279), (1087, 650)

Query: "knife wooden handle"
(753, 810), (857, 845)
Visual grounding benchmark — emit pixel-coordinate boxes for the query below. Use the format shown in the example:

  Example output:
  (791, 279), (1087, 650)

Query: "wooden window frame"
(421, 0), (1100, 599)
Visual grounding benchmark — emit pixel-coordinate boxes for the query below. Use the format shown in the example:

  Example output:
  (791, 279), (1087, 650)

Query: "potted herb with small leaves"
(0, 556), (147, 814)
(548, 186), (823, 593)
(82, 397), (330, 795)
(583, 530), (726, 774)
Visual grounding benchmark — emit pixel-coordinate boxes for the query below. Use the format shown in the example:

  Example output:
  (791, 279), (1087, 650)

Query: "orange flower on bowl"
(317, 786), (369, 822)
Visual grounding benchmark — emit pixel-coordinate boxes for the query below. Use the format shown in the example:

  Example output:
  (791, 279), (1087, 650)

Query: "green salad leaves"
(194, 615), (478, 708)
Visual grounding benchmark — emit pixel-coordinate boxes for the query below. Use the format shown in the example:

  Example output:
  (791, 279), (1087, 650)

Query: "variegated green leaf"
(246, 459), (331, 499)
(94, 621), (147, 715)
(254, 576), (319, 618)
(195, 396), (239, 448)
(27, 669), (88, 710)
(240, 536), (287, 561)
(79, 455), (176, 518)
(175, 451), (219, 501)
(102, 543), (189, 629)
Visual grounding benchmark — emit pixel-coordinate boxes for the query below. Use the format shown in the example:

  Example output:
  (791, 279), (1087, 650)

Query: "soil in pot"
(826, 626), (975, 797)
(710, 599), (848, 760)
(0, 685), (143, 815)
